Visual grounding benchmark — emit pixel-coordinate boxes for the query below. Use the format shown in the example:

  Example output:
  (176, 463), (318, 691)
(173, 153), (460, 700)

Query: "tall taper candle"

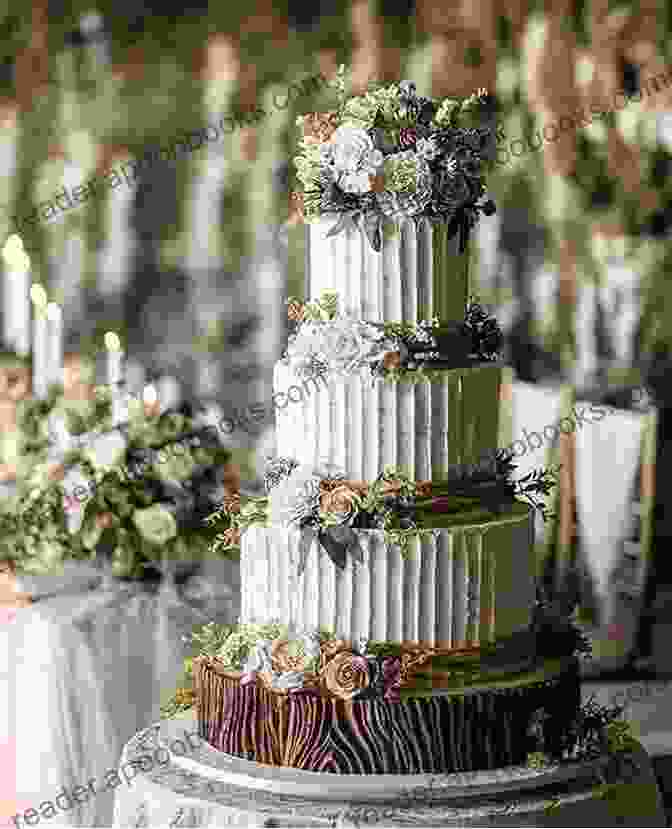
(2, 235), (31, 356)
(104, 331), (124, 424)
(45, 303), (63, 391)
(30, 284), (48, 399)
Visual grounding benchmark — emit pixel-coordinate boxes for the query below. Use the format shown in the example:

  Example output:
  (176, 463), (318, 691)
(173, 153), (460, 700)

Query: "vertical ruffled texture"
(240, 512), (534, 648)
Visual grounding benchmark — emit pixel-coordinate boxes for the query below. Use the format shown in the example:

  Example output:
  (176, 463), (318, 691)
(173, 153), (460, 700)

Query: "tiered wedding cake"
(194, 80), (581, 775)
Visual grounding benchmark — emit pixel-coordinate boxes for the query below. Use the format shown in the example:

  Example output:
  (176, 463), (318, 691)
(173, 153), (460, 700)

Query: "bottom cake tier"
(194, 657), (580, 775)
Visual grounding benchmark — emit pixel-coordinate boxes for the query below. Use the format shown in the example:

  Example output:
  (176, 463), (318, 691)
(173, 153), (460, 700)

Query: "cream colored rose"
(382, 351), (402, 369)
(320, 638), (351, 670)
(286, 300), (305, 322)
(319, 484), (359, 518)
(300, 111), (339, 144)
(322, 651), (370, 700)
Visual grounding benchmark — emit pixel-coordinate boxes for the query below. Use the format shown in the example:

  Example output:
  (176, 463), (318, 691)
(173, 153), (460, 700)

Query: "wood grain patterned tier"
(307, 217), (470, 324)
(240, 504), (534, 648)
(195, 657), (580, 774)
(274, 362), (504, 480)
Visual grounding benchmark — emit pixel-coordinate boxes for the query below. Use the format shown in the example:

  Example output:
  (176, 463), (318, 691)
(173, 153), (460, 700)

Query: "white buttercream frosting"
(307, 217), (469, 324)
(241, 509), (534, 648)
(273, 362), (503, 481)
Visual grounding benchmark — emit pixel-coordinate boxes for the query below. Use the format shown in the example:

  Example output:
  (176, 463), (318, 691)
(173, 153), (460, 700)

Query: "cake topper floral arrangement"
(291, 68), (496, 251)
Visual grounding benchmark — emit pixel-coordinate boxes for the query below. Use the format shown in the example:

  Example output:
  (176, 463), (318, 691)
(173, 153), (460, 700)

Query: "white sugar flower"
(270, 671), (305, 691)
(269, 464), (322, 526)
(416, 137), (441, 161)
(301, 630), (323, 661)
(330, 125), (374, 171)
(328, 126), (384, 193)
(242, 639), (274, 674)
(321, 320), (392, 374)
(338, 170), (373, 194)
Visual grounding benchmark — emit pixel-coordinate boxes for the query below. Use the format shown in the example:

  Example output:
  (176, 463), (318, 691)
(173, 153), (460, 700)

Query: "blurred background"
(0, 0), (671, 669)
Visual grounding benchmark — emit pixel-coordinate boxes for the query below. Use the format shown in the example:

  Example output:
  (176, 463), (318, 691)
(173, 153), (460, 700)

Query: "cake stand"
(112, 714), (665, 827)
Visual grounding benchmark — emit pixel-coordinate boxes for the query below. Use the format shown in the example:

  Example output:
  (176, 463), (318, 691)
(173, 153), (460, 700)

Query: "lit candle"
(30, 283), (48, 398)
(2, 235), (31, 356)
(104, 331), (124, 424)
(142, 384), (160, 418)
(45, 303), (63, 391)
(104, 331), (123, 387)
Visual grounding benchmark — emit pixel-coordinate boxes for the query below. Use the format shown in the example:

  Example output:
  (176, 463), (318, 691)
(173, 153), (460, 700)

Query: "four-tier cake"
(193, 79), (582, 775)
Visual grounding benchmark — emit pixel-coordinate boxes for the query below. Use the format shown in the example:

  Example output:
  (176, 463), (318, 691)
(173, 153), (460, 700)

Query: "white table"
(2, 559), (239, 828)
(112, 715), (665, 827)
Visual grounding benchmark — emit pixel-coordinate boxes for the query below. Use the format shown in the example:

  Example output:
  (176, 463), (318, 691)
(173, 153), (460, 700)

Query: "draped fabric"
(574, 406), (657, 670)
(499, 377), (565, 548)
(3, 559), (239, 827)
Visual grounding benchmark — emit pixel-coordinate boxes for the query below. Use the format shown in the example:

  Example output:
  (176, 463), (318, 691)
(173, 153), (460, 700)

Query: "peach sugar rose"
(322, 651), (370, 700)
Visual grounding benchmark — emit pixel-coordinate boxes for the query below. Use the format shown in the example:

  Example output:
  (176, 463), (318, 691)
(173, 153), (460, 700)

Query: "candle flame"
(30, 283), (48, 307)
(2, 234), (25, 265)
(104, 331), (122, 351)
(2, 236), (30, 273)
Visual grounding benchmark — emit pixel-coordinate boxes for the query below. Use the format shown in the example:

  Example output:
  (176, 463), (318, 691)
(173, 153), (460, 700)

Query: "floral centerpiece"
(17, 382), (116, 484)
(291, 69), (496, 251)
(284, 290), (503, 381)
(7, 405), (233, 577)
(209, 454), (557, 569)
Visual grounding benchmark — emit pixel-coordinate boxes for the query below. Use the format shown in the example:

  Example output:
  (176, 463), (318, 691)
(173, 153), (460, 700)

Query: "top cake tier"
(307, 218), (470, 325)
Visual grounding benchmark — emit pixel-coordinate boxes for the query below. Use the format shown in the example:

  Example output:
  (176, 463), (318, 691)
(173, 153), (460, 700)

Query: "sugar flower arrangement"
(292, 70), (496, 250)
(173, 604), (591, 710)
(284, 290), (503, 381)
(284, 290), (393, 378)
(207, 450), (557, 570)
(191, 621), (477, 704)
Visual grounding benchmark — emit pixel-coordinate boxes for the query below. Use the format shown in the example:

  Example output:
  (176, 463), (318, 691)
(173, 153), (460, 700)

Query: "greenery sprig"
(208, 453), (556, 563)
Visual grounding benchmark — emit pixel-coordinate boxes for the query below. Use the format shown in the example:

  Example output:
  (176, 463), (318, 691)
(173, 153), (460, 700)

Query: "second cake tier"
(240, 502), (534, 649)
(274, 362), (505, 479)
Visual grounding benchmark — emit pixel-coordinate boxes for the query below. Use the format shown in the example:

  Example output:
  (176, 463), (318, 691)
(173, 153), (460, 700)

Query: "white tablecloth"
(1, 559), (239, 828)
